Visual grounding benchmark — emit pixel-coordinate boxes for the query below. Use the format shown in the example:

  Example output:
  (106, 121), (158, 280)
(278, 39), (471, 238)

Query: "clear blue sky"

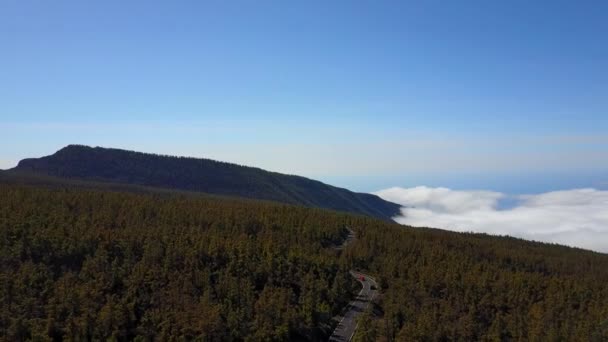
(1, 0), (607, 193)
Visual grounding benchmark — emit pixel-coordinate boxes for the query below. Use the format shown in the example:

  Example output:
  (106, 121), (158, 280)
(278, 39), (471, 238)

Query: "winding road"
(329, 228), (378, 341)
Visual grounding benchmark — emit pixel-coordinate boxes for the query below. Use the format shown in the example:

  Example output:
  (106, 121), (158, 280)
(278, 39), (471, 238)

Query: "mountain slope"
(2, 183), (607, 340)
(10, 145), (400, 220)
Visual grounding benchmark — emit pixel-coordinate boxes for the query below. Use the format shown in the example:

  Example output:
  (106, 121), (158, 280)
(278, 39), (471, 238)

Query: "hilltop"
(8, 145), (400, 220)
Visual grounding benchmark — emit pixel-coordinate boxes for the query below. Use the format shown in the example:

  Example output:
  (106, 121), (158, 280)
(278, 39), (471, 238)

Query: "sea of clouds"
(375, 186), (608, 253)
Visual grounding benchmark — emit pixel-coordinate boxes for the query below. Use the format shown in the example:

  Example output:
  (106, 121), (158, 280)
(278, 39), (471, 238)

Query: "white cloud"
(375, 186), (608, 253)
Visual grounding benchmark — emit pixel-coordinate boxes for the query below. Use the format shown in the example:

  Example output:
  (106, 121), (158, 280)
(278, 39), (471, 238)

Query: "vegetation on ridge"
(2, 183), (608, 341)
(10, 145), (400, 220)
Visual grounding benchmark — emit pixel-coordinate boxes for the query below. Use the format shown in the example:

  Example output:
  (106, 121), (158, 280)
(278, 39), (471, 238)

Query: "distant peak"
(54, 144), (94, 154)
(60, 144), (93, 150)
(10, 144), (401, 219)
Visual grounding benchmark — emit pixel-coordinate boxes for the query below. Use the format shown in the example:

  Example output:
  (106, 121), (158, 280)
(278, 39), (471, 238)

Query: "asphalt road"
(328, 271), (378, 342)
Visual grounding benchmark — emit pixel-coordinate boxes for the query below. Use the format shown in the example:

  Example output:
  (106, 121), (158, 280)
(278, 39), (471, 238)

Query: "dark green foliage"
(344, 217), (608, 341)
(2, 183), (608, 341)
(0, 184), (356, 341)
(10, 145), (400, 220)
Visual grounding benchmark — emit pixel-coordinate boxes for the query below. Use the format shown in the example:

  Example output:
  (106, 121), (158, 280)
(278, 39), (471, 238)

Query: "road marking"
(329, 228), (379, 342)
(329, 279), (366, 340)
(348, 277), (377, 341)
(329, 272), (377, 342)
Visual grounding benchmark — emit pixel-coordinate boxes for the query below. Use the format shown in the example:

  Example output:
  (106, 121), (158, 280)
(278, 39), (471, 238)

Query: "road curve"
(334, 227), (355, 250)
(328, 271), (378, 342)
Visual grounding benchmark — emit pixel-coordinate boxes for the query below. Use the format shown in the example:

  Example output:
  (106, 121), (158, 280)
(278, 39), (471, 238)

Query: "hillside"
(9, 145), (400, 220)
(1, 183), (607, 341)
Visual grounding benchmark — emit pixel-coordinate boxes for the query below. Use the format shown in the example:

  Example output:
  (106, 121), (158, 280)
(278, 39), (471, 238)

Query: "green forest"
(2, 184), (608, 341)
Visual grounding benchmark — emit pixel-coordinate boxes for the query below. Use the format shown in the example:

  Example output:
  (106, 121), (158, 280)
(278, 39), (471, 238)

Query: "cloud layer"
(375, 186), (608, 253)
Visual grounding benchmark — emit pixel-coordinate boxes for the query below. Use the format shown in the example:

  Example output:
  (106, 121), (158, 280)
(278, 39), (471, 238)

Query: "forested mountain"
(8, 145), (400, 220)
(2, 182), (608, 341)
(0, 184), (357, 341)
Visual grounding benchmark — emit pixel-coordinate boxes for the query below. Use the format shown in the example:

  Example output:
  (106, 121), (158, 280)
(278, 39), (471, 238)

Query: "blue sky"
(1, 0), (607, 193)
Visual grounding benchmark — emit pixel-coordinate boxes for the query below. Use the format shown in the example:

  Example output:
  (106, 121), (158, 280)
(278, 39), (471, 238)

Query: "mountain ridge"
(10, 144), (401, 220)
